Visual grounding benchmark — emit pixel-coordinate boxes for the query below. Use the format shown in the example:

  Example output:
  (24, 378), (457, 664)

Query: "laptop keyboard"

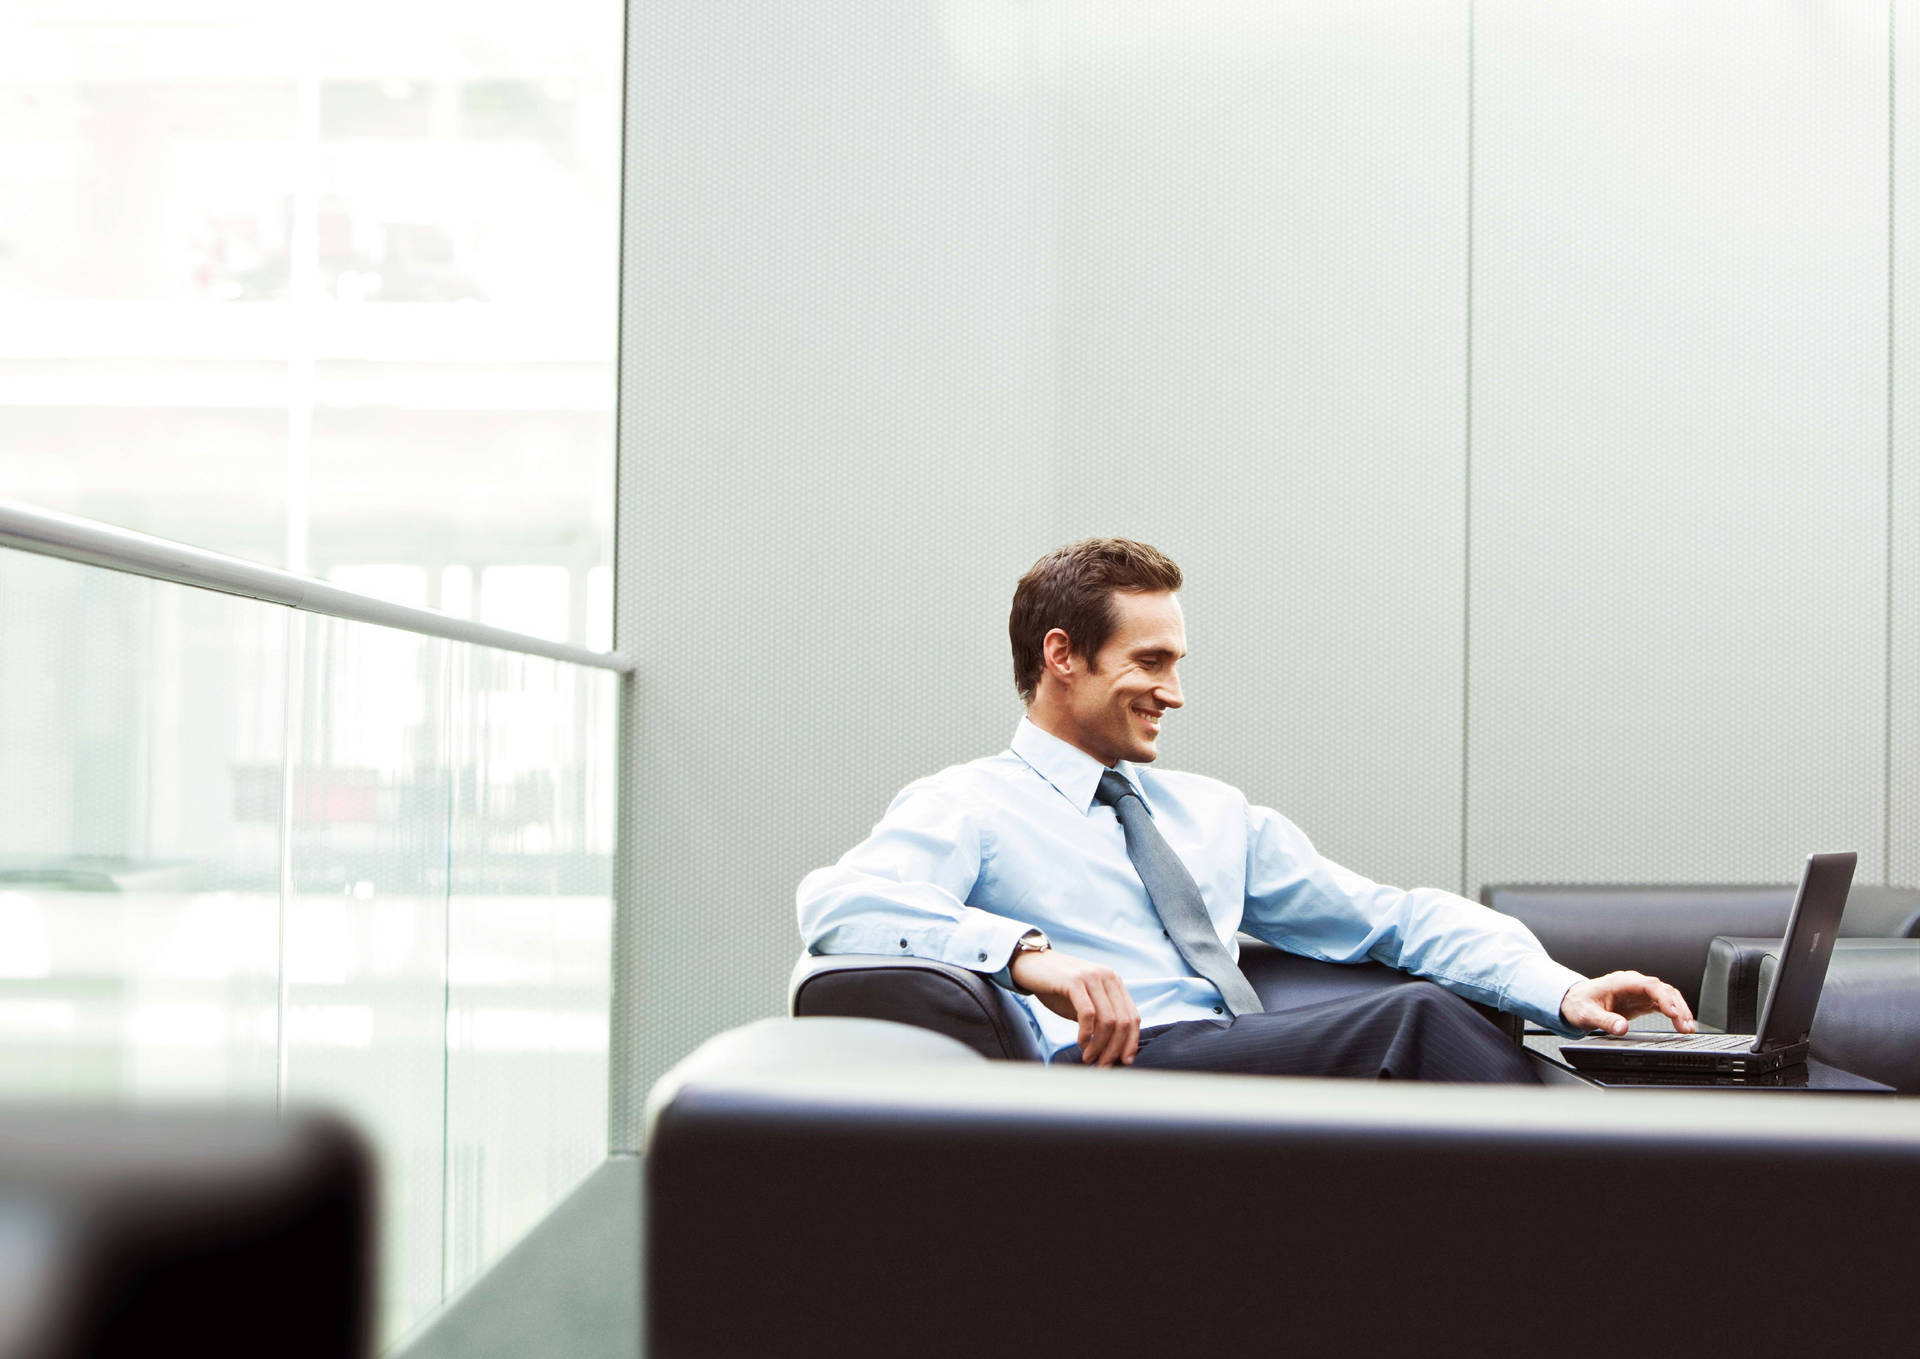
(1631, 1033), (1753, 1051)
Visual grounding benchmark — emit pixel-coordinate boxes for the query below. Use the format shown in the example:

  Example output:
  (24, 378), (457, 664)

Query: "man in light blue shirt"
(798, 537), (1694, 1077)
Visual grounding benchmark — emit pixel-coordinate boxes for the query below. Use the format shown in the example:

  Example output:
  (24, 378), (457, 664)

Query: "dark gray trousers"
(1056, 981), (1540, 1083)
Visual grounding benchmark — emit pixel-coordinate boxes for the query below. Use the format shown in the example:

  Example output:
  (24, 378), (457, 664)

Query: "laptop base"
(1560, 1034), (1808, 1076)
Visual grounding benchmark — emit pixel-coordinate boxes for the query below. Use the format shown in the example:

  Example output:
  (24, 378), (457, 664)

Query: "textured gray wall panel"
(612, 0), (1060, 1142)
(1470, 1), (1889, 894)
(1055, 0), (1470, 894)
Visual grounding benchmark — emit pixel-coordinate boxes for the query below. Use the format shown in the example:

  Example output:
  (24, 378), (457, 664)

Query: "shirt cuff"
(1503, 955), (1591, 1036)
(943, 909), (1036, 980)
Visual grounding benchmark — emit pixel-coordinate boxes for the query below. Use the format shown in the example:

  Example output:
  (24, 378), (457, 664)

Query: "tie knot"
(1094, 769), (1137, 809)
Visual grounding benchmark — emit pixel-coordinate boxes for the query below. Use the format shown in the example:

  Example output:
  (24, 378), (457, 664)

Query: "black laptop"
(1559, 851), (1855, 1077)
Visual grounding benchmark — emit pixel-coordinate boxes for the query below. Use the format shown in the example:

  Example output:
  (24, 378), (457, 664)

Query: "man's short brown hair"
(1009, 537), (1183, 705)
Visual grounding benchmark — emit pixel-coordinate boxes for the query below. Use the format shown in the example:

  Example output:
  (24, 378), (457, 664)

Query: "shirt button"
(899, 939), (909, 949)
(977, 951), (988, 961)
(1213, 1006), (1224, 1015)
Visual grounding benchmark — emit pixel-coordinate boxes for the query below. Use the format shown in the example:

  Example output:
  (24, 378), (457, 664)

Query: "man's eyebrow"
(1129, 646), (1187, 660)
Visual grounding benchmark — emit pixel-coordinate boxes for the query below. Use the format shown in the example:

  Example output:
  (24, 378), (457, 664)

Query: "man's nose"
(1158, 673), (1184, 708)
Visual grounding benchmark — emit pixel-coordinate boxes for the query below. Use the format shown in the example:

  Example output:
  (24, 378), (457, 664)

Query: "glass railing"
(0, 504), (625, 1349)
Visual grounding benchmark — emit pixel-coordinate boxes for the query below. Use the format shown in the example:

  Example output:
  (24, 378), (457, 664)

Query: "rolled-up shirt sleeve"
(797, 777), (1036, 975)
(1239, 798), (1588, 1035)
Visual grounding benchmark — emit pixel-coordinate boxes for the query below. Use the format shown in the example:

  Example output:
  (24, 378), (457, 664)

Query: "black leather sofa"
(644, 1014), (1920, 1359)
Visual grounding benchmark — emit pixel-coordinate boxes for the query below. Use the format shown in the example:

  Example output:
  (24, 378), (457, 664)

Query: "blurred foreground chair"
(0, 1107), (372, 1359)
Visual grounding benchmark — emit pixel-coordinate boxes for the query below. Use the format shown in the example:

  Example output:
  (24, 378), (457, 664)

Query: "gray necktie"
(1094, 769), (1264, 1018)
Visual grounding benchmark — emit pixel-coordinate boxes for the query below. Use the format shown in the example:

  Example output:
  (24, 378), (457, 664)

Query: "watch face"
(1021, 931), (1049, 951)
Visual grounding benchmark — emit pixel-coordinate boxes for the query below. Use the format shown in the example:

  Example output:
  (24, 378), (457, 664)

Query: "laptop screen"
(1754, 851), (1856, 1051)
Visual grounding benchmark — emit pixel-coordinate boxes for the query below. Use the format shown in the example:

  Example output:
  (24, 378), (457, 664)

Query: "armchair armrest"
(789, 953), (1048, 1060)
(1699, 935), (1780, 1032)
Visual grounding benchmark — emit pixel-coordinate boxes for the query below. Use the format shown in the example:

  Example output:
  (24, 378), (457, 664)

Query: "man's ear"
(1041, 627), (1075, 679)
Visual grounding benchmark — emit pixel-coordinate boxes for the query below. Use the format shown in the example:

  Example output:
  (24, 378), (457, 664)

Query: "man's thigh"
(1120, 983), (1537, 1083)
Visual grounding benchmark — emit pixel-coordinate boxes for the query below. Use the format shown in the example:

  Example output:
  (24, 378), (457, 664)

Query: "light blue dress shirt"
(797, 717), (1587, 1059)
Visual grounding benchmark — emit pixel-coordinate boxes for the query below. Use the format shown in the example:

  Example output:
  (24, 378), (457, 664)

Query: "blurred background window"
(0, 0), (622, 652)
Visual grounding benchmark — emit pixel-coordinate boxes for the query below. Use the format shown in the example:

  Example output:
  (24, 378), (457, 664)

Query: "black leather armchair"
(1482, 880), (1920, 1017)
(1746, 938), (1920, 1091)
(1486, 880), (1920, 1091)
(1477, 881), (1920, 1092)
(791, 938), (1522, 1059)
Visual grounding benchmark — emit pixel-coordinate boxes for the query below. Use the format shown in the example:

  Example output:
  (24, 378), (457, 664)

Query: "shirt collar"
(1010, 716), (1155, 816)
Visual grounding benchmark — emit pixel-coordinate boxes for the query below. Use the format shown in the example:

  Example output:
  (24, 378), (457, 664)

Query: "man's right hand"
(1008, 948), (1140, 1067)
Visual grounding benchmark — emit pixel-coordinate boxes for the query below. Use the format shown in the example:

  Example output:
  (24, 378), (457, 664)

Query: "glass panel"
(477, 564), (572, 643)
(0, 5), (623, 645)
(0, 550), (285, 1101)
(283, 611), (450, 1345)
(442, 646), (613, 1293)
(0, 56), (299, 561)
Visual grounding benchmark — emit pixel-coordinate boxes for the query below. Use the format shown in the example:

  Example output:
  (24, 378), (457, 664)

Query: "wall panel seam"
(1460, 0), (1476, 899)
(1889, 0), (1898, 887)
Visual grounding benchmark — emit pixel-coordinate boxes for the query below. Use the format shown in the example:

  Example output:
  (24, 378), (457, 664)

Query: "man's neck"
(1024, 705), (1114, 769)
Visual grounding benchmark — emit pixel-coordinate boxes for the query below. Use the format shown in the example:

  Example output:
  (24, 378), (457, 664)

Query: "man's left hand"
(1561, 971), (1696, 1035)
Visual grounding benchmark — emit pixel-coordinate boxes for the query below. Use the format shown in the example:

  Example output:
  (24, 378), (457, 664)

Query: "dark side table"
(1523, 1031), (1895, 1093)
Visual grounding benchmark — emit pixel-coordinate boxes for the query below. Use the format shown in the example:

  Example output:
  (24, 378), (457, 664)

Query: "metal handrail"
(0, 498), (631, 672)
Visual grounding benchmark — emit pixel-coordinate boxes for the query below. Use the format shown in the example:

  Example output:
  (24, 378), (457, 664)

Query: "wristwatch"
(1012, 928), (1051, 958)
(997, 928), (1051, 994)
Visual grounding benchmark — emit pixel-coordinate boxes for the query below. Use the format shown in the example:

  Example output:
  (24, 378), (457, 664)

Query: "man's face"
(1058, 589), (1187, 768)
